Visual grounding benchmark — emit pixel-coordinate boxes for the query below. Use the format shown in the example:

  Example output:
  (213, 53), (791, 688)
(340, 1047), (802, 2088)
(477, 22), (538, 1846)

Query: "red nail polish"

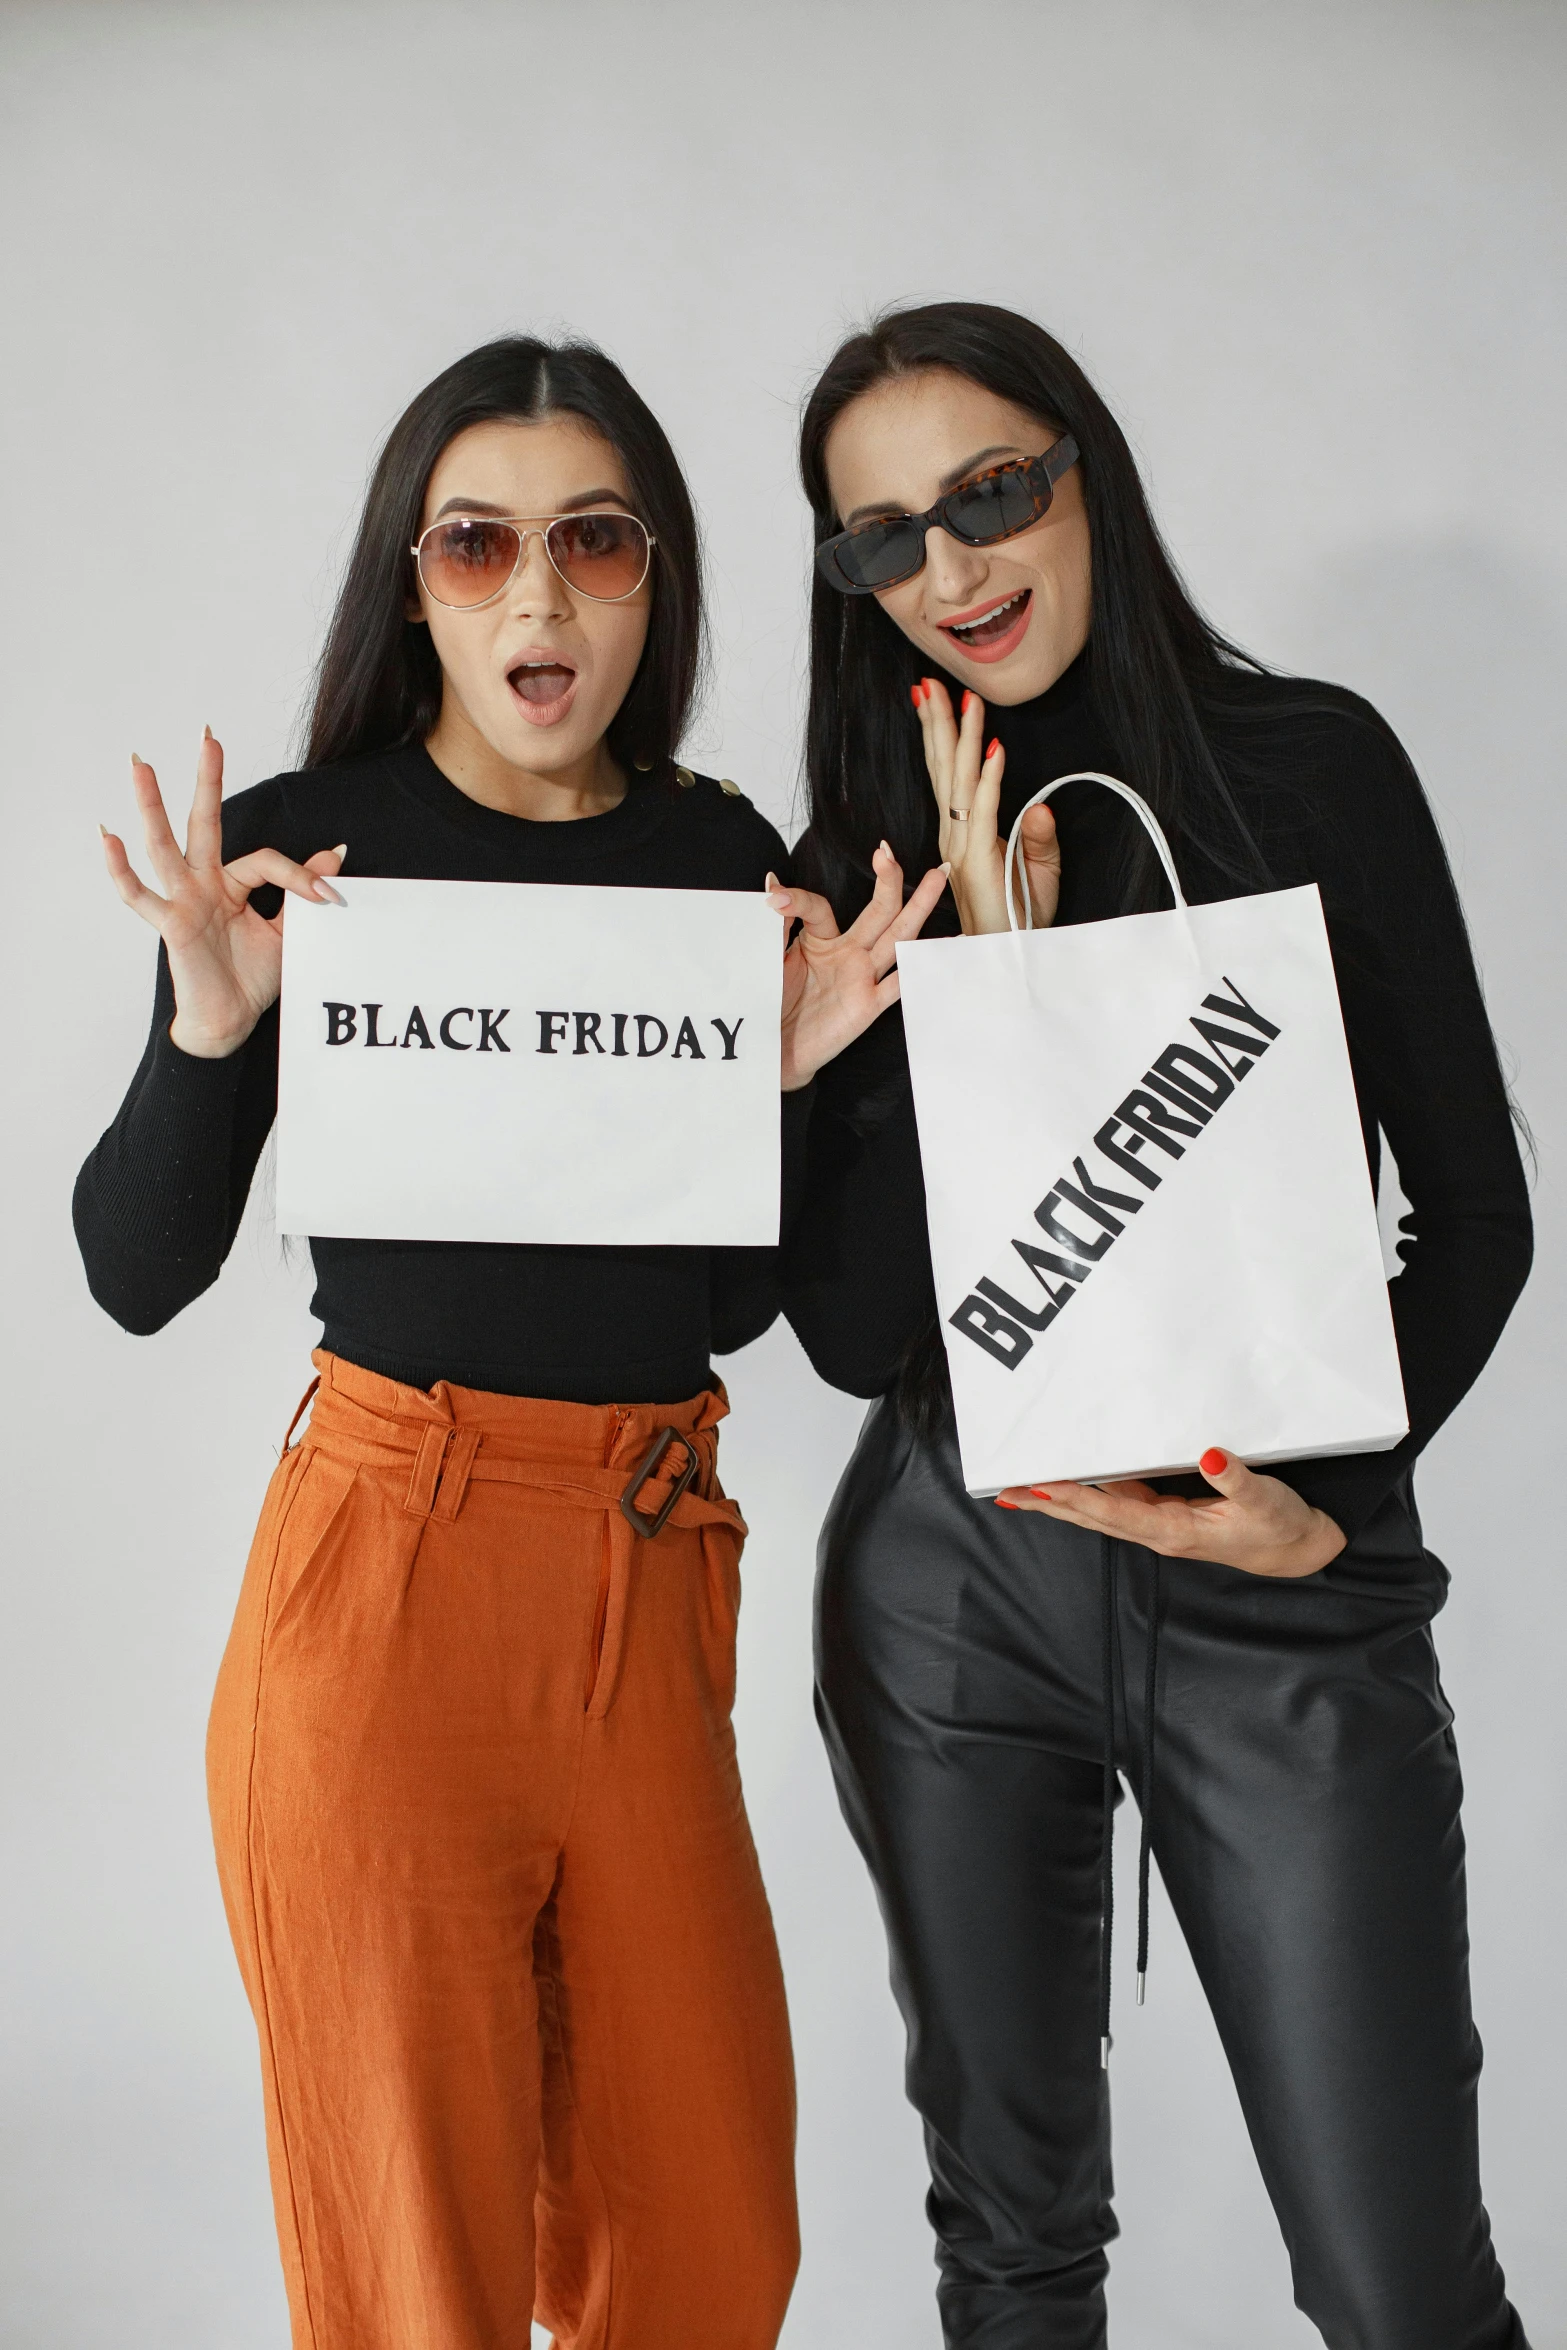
(1030, 1486), (1054, 1500)
(987, 737), (1000, 759)
(1200, 1448), (1227, 1477)
(961, 689), (975, 715)
(911, 684), (922, 709)
(994, 1496), (1019, 1510)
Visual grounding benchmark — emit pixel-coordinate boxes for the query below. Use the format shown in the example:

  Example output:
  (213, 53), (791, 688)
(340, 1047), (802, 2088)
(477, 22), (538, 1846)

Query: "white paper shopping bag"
(276, 878), (781, 1247)
(895, 774), (1407, 1496)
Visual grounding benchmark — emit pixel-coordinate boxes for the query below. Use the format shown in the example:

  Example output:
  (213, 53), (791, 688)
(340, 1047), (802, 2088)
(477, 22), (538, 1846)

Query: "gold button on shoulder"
(674, 765), (696, 788)
(719, 777), (742, 797)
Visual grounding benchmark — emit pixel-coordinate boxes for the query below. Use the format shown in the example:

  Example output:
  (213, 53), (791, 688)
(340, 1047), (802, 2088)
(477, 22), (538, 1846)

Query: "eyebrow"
(432, 486), (631, 519)
(842, 445), (1027, 527)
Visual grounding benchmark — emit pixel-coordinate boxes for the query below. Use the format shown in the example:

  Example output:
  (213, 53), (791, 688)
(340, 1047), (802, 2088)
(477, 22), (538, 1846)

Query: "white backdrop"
(2, 5), (1563, 2345)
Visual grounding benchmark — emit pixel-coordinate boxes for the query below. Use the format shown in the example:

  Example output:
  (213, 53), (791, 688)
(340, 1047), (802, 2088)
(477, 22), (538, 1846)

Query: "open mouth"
(507, 658), (578, 724)
(938, 588), (1033, 663)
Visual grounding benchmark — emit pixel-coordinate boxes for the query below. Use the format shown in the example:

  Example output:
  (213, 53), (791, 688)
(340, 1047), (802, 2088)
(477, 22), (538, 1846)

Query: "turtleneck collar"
(986, 649), (1121, 826)
(982, 652), (1149, 926)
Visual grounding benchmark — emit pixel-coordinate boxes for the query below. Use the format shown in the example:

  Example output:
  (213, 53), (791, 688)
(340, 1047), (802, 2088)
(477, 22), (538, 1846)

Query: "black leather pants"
(815, 1398), (1529, 2350)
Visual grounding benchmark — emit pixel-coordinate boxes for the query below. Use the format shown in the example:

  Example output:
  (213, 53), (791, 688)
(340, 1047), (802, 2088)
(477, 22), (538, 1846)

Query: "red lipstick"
(937, 587), (1034, 666)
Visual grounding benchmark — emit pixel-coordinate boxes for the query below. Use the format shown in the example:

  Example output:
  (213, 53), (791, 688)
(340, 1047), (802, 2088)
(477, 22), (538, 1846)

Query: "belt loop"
(431, 1427), (481, 1522)
(404, 1425), (451, 1519)
(280, 1376), (320, 1456)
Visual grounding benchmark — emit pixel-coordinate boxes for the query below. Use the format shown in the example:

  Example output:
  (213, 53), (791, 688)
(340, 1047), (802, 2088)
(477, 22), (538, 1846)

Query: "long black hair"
(304, 335), (704, 773)
(801, 302), (1367, 1430)
(798, 301), (1278, 916)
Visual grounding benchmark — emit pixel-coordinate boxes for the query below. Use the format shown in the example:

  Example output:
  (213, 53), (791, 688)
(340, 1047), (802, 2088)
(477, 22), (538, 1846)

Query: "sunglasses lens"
(419, 519), (520, 606)
(946, 465), (1043, 546)
(830, 518), (925, 591)
(546, 513), (650, 599)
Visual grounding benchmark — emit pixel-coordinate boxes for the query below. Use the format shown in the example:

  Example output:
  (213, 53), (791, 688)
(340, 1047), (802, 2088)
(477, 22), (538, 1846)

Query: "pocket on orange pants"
(260, 1448), (361, 1651)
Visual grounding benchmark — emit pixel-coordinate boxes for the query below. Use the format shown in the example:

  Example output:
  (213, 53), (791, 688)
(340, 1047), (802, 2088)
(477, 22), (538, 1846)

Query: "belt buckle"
(619, 1426), (700, 1539)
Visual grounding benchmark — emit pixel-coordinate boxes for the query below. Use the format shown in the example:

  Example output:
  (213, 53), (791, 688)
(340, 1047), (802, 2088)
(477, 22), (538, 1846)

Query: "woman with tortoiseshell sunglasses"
(772, 301), (1533, 2350)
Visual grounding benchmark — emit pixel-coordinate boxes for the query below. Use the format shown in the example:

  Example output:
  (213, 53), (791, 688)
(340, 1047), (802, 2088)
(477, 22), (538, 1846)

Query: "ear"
(404, 599), (427, 624)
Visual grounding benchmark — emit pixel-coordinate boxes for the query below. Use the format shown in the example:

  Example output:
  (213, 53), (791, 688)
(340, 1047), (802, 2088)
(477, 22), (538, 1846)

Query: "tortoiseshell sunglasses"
(815, 437), (1079, 595)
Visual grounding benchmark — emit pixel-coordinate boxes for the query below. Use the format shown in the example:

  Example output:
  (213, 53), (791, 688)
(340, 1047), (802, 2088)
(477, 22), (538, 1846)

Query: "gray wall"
(1, 4), (1562, 2343)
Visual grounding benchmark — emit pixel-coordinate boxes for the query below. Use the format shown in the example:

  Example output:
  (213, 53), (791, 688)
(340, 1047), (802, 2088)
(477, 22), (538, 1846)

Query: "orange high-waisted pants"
(207, 1351), (799, 2350)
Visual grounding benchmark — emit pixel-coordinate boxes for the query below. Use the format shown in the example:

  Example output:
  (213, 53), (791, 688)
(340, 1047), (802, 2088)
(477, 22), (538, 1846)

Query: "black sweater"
(782, 659), (1532, 1542)
(75, 742), (800, 1405)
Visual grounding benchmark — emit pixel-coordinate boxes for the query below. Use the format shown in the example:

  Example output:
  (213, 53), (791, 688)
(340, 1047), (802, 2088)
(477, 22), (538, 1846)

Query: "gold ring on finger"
(948, 807), (970, 823)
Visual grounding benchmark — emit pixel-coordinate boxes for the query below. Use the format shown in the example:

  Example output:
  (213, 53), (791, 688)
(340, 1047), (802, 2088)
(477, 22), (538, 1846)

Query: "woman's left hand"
(996, 1446), (1346, 1578)
(915, 678), (1061, 936)
(769, 842), (950, 1092)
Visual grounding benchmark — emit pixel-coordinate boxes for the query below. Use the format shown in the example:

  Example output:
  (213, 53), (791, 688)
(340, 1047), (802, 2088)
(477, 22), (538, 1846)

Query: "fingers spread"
(100, 827), (168, 925)
(768, 877), (840, 941)
(886, 859), (952, 942)
(185, 727), (226, 868)
(130, 755), (190, 892)
(845, 839), (907, 947)
(868, 859), (952, 977)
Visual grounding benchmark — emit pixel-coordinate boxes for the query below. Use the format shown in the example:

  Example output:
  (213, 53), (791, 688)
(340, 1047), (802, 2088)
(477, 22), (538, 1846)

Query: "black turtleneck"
(781, 657), (1532, 1541)
(74, 741), (802, 1404)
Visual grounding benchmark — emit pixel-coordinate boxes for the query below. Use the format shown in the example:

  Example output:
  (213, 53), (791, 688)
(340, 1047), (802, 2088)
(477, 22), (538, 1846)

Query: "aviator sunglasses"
(412, 509), (655, 608)
(815, 436), (1080, 595)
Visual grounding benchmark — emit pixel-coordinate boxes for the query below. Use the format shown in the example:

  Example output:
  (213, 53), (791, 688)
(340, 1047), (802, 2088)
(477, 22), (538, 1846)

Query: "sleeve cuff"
(147, 1017), (252, 1103)
(1269, 1439), (1418, 1547)
(85, 1018), (254, 1259)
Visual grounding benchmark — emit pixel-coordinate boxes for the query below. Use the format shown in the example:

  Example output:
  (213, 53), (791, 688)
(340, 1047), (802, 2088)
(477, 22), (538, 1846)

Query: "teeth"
(951, 592), (1025, 636)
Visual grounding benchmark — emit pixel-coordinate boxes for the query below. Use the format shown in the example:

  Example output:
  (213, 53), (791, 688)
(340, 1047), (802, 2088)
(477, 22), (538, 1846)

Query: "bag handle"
(1003, 770), (1188, 930)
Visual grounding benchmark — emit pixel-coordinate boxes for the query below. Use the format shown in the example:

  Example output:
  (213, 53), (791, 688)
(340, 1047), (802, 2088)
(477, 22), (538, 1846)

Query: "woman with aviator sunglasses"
(75, 334), (947, 2350)
(775, 303), (1533, 2347)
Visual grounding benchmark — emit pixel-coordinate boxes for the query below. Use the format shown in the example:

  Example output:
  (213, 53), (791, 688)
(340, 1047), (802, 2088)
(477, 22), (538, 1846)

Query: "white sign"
(897, 776), (1407, 1496)
(276, 879), (781, 1246)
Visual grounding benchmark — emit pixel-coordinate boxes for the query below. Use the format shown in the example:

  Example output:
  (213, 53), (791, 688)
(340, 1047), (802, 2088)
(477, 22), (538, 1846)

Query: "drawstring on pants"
(1098, 1540), (1117, 2069)
(1136, 1555), (1161, 2007)
(1099, 1542), (1162, 2068)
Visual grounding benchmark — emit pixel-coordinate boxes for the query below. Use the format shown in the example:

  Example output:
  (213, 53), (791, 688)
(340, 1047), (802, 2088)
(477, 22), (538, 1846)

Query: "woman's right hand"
(913, 677), (1061, 936)
(100, 729), (347, 1060)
